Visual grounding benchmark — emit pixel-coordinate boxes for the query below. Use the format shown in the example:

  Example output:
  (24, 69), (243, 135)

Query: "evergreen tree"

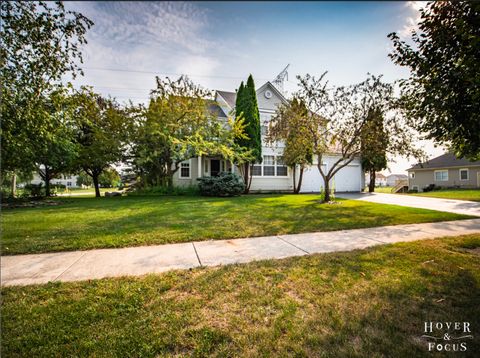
(234, 75), (262, 192)
(361, 107), (388, 193)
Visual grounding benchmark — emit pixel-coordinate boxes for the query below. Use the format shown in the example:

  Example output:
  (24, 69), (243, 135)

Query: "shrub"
(23, 183), (44, 198)
(128, 185), (199, 196)
(423, 184), (436, 192)
(197, 172), (245, 197)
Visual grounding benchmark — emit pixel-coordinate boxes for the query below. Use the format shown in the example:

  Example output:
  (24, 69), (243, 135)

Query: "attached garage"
(300, 158), (363, 193)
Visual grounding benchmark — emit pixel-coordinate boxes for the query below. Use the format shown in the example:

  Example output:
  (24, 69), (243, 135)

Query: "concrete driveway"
(339, 192), (480, 217)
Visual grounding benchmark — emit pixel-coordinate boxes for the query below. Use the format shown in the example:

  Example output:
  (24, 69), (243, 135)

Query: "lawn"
(2, 234), (479, 357)
(371, 186), (394, 193)
(1, 194), (472, 255)
(2, 194), (473, 255)
(410, 189), (480, 202)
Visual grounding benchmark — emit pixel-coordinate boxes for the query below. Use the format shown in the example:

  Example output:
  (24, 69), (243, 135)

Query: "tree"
(73, 88), (127, 198)
(131, 76), (250, 189)
(267, 97), (313, 193)
(234, 75), (262, 193)
(388, 1), (480, 160)
(297, 73), (421, 202)
(0, 2), (93, 195)
(76, 172), (93, 187)
(99, 168), (121, 188)
(361, 108), (388, 192)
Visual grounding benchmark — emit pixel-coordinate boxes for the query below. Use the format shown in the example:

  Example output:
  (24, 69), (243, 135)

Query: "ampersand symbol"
(444, 333), (451, 341)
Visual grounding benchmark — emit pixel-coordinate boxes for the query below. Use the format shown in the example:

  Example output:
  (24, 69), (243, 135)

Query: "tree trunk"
(292, 165), (297, 193)
(323, 177), (331, 202)
(92, 173), (101, 198)
(243, 163), (250, 194)
(296, 167), (304, 194)
(11, 173), (16, 198)
(44, 167), (51, 197)
(368, 169), (376, 193)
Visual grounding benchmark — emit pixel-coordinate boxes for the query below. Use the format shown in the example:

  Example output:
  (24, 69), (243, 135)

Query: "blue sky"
(66, 1), (442, 173)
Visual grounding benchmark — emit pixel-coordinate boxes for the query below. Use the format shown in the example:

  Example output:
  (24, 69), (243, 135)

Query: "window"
(434, 170), (448, 181)
(252, 155), (288, 177)
(261, 125), (268, 136)
(409, 172), (415, 179)
(180, 160), (191, 178)
(67, 182), (72, 187)
(276, 156), (288, 176)
(263, 156), (275, 176)
(459, 168), (469, 181)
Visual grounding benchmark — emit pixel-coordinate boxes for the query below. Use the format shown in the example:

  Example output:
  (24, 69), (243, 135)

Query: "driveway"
(339, 192), (480, 217)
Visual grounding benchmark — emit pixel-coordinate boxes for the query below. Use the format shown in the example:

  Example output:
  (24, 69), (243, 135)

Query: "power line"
(82, 66), (296, 84)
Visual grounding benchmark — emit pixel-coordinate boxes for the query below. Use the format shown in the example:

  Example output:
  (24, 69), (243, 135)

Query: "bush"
(197, 172), (245, 197)
(423, 184), (436, 192)
(128, 185), (199, 196)
(23, 183), (44, 198)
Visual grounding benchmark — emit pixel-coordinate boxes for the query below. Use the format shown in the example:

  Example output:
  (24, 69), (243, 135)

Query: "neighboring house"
(26, 172), (80, 188)
(407, 153), (480, 192)
(172, 71), (364, 193)
(386, 174), (408, 187)
(365, 173), (387, 187)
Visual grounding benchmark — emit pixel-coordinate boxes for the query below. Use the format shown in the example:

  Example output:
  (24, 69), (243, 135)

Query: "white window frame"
(434, 170), (448, 182)
(459, 168), (469, 181)
(179, 159), (191, 179)
(252, 155), (289, 177)
(409, 172), (415, 179)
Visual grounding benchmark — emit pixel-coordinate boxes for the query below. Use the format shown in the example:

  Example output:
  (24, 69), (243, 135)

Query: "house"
(365, 173), (387, 187)
(386, 174), (408, 187)
(27, 173), (80, 188)
(407, 153), (480, 191)
(172, 69), (364, 193)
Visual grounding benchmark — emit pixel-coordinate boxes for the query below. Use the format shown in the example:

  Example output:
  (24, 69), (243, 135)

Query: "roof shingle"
(409, 153), (480, 170)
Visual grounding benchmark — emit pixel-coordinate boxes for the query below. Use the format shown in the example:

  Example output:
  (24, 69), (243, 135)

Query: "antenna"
(272, 64), (290, 93)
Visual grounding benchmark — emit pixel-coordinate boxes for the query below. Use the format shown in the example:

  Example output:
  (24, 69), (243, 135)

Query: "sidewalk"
(2, 219), (480, 287)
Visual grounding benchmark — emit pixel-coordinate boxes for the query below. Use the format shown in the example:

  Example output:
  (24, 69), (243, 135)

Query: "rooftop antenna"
(272, 64), (290, 93)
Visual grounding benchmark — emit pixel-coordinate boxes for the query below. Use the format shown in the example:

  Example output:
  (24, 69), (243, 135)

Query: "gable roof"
(216, 90), (236, 108)
(408, 153), (480, 171)
(376, 173), (387, 179)
(256, 81), (288, 105)
(387, 174), (407, 179)
(207, 100), (228, 118)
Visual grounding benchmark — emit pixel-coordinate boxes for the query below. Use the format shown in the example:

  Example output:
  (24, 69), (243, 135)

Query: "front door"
(211, 159), (221, 177)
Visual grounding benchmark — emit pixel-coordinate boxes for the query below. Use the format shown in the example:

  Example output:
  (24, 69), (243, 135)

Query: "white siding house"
(172, 76), (364, 193)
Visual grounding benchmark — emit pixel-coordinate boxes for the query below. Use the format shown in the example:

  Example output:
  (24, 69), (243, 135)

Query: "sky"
(65, 1), (445, 175)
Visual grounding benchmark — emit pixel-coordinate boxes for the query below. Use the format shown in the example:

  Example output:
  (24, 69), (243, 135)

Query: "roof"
(376, 173), (387, 179)
(387, 174), (408, 179)
(216, 90), (236, 108)
(408, 153), (480, 170)
(207, 100), (228, 118)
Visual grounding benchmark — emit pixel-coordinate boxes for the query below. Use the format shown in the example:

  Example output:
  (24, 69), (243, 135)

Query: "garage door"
(334, 164), (361, 192)
(300, 164), (361, 193)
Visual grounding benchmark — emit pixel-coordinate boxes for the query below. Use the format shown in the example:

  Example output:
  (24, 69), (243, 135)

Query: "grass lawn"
(1, 194), (472, 255)
(410, 189), (480, 202)
(2, 234), (479, 357)
(371, 186), (394, 193)
(2, 195), (468, 255)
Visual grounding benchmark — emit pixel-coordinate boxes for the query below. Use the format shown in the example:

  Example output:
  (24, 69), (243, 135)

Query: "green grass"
(1, 194), (472, 255)
(2, 234), (479, 357)
(410, 189), (480, 202)
(371, 186), (394, 193)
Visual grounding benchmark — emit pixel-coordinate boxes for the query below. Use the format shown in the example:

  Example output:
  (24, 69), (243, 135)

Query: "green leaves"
(388, 1), (480, 160)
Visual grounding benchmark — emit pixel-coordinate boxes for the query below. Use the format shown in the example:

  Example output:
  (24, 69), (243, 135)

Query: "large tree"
(267, 97), (313, 193)
(73, 88), (127, 198)
(234, 75), (262, 193)
(388, 1), (480, 160)
(361, 108), (388, 193)
(0, 1), (92, 195)
(297, 73), (421, 202)
(132, 76), (250, 189)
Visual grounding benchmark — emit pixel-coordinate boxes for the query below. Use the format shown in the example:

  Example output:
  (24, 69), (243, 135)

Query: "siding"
(408, 166), (480, 191)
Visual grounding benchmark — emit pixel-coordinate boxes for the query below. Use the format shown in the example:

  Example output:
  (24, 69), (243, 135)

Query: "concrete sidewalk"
(2, 219), (480, 287)
(339, 192), (480, 217)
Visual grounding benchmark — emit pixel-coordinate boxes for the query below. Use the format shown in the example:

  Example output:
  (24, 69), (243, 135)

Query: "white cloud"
(398, 1), (425, 39)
